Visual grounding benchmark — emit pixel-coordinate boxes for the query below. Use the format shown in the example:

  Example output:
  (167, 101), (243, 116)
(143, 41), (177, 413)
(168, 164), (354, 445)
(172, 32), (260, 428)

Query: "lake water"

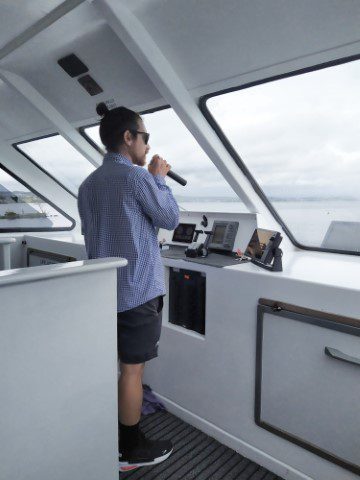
(1, 200), (359, 250)
(0, 203), (71, 228)
(180, 199), (360, 248)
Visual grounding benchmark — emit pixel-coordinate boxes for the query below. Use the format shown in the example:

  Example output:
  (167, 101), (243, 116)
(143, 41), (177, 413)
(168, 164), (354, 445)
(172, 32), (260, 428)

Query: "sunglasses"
(131, 130), (150, 145)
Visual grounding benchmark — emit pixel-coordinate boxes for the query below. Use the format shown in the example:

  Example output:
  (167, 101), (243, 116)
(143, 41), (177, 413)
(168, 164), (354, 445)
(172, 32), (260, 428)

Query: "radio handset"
(185, 229), (204, 258)
(185, 242), (206, 258)
(185, 229), (212, 258)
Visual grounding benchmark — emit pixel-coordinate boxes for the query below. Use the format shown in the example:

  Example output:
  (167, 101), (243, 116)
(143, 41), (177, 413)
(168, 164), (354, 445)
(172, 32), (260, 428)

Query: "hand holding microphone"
(148, 154), (187, 186)
(148, 155), (170, 177)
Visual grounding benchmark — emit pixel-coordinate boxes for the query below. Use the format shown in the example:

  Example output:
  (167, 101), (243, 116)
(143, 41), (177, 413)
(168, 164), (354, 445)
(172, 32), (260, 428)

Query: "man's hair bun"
(97, 105), (141, 151)
(96, 102), (109, 117)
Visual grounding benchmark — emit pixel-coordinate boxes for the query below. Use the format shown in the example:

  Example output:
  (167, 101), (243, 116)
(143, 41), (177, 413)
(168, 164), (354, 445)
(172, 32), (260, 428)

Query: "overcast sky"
(3, 58), (359, 203)
(208, 59), (360, 199)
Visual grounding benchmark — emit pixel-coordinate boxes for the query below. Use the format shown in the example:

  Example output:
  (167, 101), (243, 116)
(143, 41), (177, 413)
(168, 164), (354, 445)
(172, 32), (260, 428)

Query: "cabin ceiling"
(132, 0), (360, 91)
(0, 0), (64, 51)
(0, 0), (360, 142)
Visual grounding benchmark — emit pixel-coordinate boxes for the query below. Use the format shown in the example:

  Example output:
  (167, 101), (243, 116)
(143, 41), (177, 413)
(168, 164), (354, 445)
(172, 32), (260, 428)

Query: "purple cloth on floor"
(142, 384), (166, 415)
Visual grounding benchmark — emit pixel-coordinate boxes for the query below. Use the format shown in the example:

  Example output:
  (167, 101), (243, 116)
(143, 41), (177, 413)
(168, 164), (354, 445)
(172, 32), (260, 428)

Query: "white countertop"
(24, 234), (360, 292)
(0, 237), (16, 245)
(162, 249), (360, 293)
(226, 249), (360, 291)
(24, 233), (85, 245)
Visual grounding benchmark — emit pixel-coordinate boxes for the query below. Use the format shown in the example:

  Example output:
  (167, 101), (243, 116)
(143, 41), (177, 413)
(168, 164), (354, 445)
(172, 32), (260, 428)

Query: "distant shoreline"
(175, 196), (358, 202)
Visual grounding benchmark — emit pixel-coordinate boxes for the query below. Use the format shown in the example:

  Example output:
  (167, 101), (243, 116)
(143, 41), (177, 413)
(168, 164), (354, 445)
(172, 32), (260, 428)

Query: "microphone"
(167, 169), (187, 186)
(150, 155), (187, 186)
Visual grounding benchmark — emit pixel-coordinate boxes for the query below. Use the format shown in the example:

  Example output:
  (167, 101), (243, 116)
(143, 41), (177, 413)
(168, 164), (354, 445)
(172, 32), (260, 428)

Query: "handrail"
(0, 257), (127, 287)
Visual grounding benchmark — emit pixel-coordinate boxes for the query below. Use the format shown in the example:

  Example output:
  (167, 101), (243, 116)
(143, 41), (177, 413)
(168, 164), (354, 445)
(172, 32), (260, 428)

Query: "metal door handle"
(325, 346), (360, 367)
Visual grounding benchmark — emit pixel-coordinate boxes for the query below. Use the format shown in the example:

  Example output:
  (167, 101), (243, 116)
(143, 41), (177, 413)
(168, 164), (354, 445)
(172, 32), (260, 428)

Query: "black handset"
(185, 242), (207, 258)
(185, 229), (212, 258)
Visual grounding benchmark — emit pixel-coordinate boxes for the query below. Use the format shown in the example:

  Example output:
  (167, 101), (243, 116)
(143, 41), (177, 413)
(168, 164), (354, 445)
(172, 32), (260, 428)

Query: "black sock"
(119, 422), (140, 452)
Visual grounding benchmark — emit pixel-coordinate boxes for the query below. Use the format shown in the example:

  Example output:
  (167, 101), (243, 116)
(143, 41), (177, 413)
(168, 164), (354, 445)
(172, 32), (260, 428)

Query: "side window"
(83, 108), (248, 213)
(205, 58), (360, 253)
(0, 165), (74, 231)
(16, 135), (96, 196)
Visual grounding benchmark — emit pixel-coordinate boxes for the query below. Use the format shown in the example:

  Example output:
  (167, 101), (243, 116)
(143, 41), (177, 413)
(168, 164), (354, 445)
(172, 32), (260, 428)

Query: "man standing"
(78, 103), (179, 471)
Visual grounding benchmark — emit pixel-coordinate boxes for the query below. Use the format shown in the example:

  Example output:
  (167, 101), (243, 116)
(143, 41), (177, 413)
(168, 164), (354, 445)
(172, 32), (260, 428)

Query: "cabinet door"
(256, 304), (360, 475)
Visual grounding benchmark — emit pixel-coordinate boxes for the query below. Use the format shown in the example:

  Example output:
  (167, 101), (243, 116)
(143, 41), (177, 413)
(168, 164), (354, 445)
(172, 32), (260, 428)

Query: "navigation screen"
(212, 225), (226, 244)
(245, 228), (276, 259)
(172, 223), (196, 243)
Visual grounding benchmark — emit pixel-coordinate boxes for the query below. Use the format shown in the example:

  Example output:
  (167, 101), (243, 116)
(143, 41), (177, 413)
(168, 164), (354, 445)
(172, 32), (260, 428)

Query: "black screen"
(212, 225), (226, 244)
(172, 223), (196, 243)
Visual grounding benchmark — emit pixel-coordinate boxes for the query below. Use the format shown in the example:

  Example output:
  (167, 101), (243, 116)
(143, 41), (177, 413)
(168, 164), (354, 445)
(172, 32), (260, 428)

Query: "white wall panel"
(0, 264), (120, 480)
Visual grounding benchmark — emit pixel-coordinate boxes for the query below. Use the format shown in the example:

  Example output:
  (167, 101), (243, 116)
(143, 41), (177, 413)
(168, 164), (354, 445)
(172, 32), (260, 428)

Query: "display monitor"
(172, 223), (196, 243)
(245, 228), (278, 260)
(208, 221), (239, 252)
(212, 224), (227, 244)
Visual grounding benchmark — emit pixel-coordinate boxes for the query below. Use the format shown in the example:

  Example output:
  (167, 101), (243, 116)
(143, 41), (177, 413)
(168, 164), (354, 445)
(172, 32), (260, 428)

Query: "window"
(0, 165), (73, 231)
(83, 125), (103, 154)
(205, 58), (360, 253)
(83, 109), (247, 212)
(16, 135), (96, 196)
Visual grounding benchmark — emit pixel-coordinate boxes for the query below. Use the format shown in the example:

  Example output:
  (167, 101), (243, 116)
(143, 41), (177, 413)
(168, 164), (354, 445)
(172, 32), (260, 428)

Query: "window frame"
(200, 53), (360, 256)
(14, 133), (78, 198)
(0, 162), (75, 233)
(78, 122), (104, 155)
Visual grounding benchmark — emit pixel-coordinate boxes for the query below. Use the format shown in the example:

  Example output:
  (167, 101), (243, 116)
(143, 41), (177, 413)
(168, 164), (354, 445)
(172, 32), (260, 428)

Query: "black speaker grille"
(57, 54), (88, 77)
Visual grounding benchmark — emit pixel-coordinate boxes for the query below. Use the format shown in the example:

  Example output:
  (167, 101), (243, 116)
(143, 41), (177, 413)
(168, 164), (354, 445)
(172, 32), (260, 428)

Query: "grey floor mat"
(119, 411), (284, 480)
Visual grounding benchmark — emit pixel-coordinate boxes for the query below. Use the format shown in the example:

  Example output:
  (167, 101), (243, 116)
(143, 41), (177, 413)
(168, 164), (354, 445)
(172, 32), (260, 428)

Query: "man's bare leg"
(118, 360), (173, 470)
(118, 362), (145, 426)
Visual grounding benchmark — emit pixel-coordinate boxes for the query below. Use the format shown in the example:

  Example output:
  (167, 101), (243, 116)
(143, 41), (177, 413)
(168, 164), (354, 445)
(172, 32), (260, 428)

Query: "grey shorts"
(117, 296), (164, 364)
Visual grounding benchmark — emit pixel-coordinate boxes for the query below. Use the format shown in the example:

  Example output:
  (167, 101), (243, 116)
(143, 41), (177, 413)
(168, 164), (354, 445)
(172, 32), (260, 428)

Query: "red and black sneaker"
(119, 431), (173, 472)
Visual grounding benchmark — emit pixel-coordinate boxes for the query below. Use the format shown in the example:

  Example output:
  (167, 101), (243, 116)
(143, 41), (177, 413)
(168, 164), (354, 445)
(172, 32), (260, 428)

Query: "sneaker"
(119, 431), (173, 472)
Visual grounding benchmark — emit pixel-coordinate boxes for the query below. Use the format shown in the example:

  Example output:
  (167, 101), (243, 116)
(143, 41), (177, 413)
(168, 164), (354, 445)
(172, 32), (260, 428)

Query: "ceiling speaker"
(58, 54), (88, 77)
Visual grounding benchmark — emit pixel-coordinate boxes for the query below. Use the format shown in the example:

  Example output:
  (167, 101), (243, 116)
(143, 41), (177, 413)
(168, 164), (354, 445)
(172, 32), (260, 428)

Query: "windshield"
(206, 58), (360, 252)
(83, 108), (248, 213)
(0, 166), (73, 230)
(17, 135), (96, 195)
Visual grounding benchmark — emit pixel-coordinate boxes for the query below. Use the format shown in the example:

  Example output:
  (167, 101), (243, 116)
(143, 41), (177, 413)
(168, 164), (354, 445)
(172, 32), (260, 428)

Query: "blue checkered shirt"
(78, 152), (179, 312)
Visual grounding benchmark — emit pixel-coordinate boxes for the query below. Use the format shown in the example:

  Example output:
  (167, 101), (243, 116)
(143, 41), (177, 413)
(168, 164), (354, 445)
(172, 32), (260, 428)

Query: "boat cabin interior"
(0, 1), (359, 479)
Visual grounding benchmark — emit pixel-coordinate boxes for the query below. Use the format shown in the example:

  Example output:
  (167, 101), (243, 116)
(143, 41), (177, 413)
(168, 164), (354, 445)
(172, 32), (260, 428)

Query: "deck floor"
(119, 411), (284, 480)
